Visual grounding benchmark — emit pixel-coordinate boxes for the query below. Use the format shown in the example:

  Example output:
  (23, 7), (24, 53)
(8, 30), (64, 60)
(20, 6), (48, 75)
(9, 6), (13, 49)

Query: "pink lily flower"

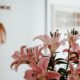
(24, 57), (61, 80)
(63, 29), (80, 58)
(11, 45), (43, 71)
(63, 43), (80, 63)
(67, 29), (80, 47)
(24, 70), (38, 80)
(11, 45), (28, 71)
(33, 30), (66, 54)
(31, 46), (43, 62)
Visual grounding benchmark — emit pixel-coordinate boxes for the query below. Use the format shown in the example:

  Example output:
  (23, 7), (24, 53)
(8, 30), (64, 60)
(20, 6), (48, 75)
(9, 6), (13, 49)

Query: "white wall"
(0, 0), (45, 80)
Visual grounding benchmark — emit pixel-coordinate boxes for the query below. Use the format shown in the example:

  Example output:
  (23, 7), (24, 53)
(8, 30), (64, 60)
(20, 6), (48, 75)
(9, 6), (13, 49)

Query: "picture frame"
(46, 0), (80, 34)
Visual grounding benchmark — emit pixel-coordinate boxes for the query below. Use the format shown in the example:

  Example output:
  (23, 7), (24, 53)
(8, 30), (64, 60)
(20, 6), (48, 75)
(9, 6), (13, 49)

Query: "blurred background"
(0, 0), (80, 80)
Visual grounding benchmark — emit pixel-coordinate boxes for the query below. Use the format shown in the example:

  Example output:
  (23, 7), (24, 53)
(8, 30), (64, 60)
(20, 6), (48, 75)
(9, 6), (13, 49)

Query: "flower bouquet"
(11, 29), (80, 80)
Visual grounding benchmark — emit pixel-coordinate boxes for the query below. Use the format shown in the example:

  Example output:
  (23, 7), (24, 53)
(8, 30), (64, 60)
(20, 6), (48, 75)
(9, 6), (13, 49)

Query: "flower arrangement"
(11, 29), (80, 80)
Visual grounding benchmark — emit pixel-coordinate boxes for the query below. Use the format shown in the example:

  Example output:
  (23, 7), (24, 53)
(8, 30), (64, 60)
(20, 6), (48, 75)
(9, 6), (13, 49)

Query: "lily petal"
(37, 57), (49, 71)
(46, 71), (61, 80)
(33, 35), (50, 42)
(24, 70), (37, 80)
(69, 62), (75, 74)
